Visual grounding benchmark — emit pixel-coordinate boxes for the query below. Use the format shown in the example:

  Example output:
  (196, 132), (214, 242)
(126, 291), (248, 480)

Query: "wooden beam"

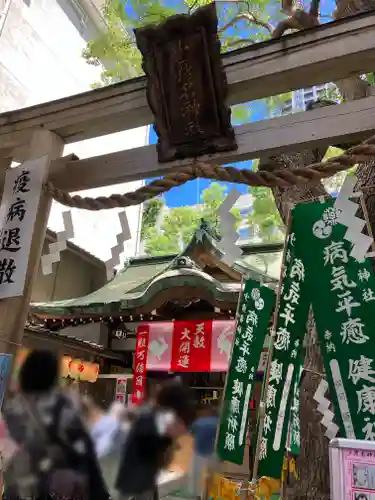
(1, 12), (375, 144)
(49, 95), (375, 192)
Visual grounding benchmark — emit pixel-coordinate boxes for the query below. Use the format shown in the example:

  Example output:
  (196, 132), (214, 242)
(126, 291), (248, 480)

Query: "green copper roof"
(31, 222), (283, 318)
(32, 256), (172, 312)
(31, 264), (242, 317)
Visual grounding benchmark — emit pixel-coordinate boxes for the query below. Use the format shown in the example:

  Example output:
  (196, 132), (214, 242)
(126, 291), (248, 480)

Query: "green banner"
(257, 231), (310, 479)
(292, 199), (375, 440)
(288, 363), (303, 456)
(217, 279), (275, 465)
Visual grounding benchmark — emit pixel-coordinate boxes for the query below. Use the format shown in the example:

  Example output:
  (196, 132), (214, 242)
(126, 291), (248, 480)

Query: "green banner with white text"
(257, 231), (310, 479)
(217, 279), (275, 465)
(292, 199), (375, 441)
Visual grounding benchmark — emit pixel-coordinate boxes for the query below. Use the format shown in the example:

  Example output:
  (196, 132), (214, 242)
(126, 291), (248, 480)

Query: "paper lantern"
(60, 356), (72, 378)
(69, 359), (82, 380)
(80, 362), (99, 383)
(14, 352), (100, 384)
(62, 359), (100, 383)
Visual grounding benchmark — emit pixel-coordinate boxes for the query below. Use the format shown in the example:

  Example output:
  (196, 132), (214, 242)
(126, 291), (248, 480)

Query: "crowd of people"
(0, 349), (220, 500)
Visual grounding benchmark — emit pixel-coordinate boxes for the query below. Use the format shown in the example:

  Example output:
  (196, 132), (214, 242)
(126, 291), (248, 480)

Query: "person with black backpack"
(112, 379), (195, 500)
(80, 377), (195, 500)
(2, 349), (110, 500)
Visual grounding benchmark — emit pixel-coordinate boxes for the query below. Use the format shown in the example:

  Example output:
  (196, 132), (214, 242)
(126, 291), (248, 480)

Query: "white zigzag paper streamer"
(105, 211), (131, 281)
(41, 211), (74, 275)
(313, 379), (339, 440)
(333, 175), (373, 262)
(216, 188), (243, 266)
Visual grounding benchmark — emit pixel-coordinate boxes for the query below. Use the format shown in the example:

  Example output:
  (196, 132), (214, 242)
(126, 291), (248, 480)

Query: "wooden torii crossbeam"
(0, 10), (375, 150)
(0, 12), (375, 358)
(49, 95), (375, 192)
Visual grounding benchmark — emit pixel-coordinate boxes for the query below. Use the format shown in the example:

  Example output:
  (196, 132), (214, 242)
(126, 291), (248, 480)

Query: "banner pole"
(280, 379), (295, 500)
(202, 275), (245, 500)
(249, 210), (293, 499)
(282, 453), (289, 500)
(281, 425), (292, 500)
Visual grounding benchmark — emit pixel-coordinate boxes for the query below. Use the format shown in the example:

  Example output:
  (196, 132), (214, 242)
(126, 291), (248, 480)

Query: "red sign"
(121, 320), (268, 373)
(171, 320), (212, 372)
(131, 325), (149, 404)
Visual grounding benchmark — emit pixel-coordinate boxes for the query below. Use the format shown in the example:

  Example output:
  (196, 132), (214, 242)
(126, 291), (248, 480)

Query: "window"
(247, 226), (255, 238)
(293, 90), (305, 110)
(239, 208), (251, 217)
(304, 96), (315, 107)
(68, 0), (88, 28)
(282, 100), (292, 114)
(238, 227), (249, 238)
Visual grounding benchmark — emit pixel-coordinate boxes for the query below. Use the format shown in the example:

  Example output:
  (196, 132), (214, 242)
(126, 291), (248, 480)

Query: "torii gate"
(0, 11), (375, 357)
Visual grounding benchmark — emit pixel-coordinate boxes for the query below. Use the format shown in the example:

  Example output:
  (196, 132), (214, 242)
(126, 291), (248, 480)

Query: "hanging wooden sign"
(0, 157), (48, 298)
(134, 3), (237, 163)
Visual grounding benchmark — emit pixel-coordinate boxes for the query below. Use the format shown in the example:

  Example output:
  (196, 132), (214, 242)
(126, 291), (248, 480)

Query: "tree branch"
(272, 7), (320, 38)
(219, 2), (322, 42)
(188, 0), (200, 14)
(333, 0), (352, 20)
(219, 12), (274, 35)
(309, 0), (320, 18)
(225, 38), (256, 49)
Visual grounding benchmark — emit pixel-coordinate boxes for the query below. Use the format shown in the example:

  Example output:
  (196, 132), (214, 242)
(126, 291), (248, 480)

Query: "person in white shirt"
(82, 379), (195, 500)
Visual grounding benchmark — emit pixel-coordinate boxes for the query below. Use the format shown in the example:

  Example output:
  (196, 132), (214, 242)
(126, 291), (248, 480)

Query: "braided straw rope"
(45, 135), (375, 211)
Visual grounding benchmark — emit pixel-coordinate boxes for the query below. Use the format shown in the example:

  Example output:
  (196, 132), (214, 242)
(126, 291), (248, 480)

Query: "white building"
(283, 83), (336, 114)
(0, 0), (146, 267)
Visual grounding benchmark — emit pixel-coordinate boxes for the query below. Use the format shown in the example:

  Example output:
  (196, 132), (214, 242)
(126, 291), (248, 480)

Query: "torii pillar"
(0, 130), (64, 357)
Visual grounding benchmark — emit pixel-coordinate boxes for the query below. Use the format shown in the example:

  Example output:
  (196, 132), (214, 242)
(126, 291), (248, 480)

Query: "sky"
(147, 100), (268, 208)
(140, 0), (336, 208)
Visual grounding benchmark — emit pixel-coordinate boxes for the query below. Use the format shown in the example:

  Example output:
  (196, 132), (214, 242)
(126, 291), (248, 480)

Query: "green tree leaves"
(247, 186), (284, 242)
(82, 0), (283, 86)
(140, 197), (164, 239)
(141, 182), (242, 256)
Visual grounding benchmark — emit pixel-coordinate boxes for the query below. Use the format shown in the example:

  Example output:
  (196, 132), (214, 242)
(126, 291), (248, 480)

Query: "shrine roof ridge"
(29, 245), (280, 319)
(130, 240), (285, 267)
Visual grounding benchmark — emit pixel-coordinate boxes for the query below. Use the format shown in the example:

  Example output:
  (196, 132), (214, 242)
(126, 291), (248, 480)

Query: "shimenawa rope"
(45, 135), (375, 211)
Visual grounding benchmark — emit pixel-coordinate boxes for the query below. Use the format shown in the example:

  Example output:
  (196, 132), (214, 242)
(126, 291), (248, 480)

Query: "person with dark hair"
(114, 378), (196, 500)
(18, 348), (59, 393)
(85, 378), (195, 500)
(156, 378), (196, 428)
(2, 349), (109, 500)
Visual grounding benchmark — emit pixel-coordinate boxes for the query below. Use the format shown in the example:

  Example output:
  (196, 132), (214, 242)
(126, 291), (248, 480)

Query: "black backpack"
(115, 407), (173, 496)
(4, 394), (89, 499)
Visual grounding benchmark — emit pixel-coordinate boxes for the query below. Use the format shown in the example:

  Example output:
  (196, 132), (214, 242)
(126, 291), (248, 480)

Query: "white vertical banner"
(0, 156), (48, 298)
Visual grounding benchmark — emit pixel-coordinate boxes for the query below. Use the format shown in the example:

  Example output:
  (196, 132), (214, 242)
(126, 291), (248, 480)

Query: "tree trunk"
(293, 311), (330, 499)
(259, 146), (331, 499)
